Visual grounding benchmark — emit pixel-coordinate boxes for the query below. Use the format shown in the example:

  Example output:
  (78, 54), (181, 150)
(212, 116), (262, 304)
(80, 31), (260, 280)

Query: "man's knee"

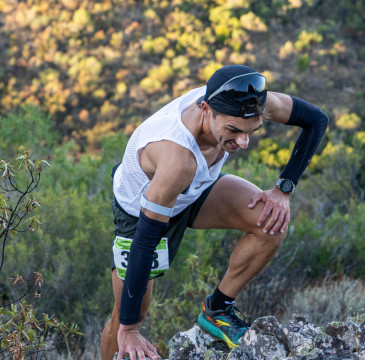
(255, 228), (287, 252)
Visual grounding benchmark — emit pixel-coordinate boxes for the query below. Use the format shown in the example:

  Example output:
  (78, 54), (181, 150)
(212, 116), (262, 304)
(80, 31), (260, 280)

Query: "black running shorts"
(111, 172), (226, 276)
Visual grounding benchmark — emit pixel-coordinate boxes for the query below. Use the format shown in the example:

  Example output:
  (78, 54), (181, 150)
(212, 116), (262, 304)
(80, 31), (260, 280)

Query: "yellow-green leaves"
(336, 112), (361, 130)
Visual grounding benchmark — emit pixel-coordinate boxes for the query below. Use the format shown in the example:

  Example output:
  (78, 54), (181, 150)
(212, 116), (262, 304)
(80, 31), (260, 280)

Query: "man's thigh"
(192, 174), (264, 231)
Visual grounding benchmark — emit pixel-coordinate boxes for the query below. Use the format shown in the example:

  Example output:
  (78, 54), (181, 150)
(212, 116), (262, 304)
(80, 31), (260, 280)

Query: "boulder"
(113, 314), (365, 360)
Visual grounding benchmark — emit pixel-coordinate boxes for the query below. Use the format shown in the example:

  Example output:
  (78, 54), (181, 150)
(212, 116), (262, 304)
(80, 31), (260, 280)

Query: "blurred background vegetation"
(0, 0), (364, 358)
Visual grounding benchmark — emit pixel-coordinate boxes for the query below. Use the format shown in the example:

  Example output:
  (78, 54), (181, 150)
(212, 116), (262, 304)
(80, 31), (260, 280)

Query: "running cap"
(198, 65), (268, 118)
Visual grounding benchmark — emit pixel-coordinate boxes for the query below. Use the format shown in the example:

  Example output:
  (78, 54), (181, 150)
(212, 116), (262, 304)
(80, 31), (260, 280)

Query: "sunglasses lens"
(223, 74), (268, 95)
(208, 73), (268, 105)
(206, 72), (268, 118)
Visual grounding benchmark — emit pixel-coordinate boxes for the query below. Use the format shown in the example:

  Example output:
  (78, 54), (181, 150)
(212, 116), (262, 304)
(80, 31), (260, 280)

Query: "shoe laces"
(224, 305), (250, 329)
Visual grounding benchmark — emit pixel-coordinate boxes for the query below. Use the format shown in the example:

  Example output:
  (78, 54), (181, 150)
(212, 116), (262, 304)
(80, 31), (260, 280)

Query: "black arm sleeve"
(119, 211), (168, 325)
(280, 96), (329, 185)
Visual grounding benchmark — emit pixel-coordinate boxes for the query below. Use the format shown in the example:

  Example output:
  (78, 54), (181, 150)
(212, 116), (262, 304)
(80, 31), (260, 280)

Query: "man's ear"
(200, 101), (211, 115)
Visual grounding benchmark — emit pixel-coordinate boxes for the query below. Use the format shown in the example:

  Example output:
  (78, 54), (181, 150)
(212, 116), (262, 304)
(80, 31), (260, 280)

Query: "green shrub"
(0, 152), (81, 359)
(0, 105), (60, 159)
(172, 55), (190, 77)
(240, 11), (267, 31)
(72, 8), (92, 31)
(295, 30), (323, 52)
(198, 62), (223, 81)
(336, 112), (361, 130)
(142, 36), (169, 54)
(297, 53), (310, 72)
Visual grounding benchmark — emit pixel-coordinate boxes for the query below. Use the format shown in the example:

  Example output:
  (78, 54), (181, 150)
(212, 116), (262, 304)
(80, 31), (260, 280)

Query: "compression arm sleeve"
(280, 96), (329, 185)
(119, 211), (168, 325)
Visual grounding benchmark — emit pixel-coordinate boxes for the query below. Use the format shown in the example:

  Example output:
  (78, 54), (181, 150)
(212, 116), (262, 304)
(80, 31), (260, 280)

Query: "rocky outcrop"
(115, 314), (365, 360)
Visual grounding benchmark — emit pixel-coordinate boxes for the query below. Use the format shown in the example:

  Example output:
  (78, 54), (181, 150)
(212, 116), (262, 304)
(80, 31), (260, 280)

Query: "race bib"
(113, 236), (169, 280)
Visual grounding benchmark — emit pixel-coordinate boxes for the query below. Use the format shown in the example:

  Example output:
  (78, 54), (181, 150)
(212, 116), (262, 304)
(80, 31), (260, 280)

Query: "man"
(100, 65), (328, 360)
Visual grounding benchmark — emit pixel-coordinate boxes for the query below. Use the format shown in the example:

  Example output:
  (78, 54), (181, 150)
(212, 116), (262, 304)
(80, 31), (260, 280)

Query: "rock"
(250, 315), (290, 351)
(325, 317), (365, 353)
(359, 349), (365, 360)
(113, 314), (365, 360)
(168, 324), (230, 359)
(284, 314), (351, 358)
(285, 315), (323, 356)
(240, 331), (288, 359)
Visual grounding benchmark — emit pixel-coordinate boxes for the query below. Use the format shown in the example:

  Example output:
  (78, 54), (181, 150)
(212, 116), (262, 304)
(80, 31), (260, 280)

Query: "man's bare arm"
(140, 140), (197, 221)
(265, 91), (293, 124)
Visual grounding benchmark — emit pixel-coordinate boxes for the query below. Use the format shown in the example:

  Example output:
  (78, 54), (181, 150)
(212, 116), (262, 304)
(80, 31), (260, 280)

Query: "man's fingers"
(144, 347), (160, 359)
(263, 208), (280, 233)
(267, 211), (285, 235)
(117, 346), (125, 360)
(135, 345), (146, 360)
(280, 211), (290, 233)
(250, 188), (290, 233)
(146, 341), (156, 352)
(145, 341), (160, 358)
(258, 202), (273, 226)
(248, 192), (264, 209)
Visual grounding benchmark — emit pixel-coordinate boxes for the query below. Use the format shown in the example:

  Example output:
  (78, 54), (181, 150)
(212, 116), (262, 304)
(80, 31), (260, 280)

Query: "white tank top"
(113, 86), (229, 217)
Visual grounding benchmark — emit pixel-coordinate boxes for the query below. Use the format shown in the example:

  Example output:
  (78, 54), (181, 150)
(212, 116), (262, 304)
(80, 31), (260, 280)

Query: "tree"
(0, 152), (81, 359)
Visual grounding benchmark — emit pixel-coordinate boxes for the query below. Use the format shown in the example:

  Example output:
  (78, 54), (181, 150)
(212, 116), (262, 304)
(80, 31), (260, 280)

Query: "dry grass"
(282, 276), (365, 326)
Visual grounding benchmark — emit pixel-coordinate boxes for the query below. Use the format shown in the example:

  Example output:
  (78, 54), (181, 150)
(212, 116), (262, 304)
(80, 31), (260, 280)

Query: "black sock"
(210, 287), (235, 311)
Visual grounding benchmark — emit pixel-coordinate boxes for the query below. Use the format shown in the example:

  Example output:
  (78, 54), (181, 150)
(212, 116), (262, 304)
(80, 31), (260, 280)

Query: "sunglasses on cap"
(207, 72), (268, 118)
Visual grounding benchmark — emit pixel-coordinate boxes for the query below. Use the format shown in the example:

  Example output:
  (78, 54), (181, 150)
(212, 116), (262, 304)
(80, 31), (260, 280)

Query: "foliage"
(1, 136), (128, 329)
(0, 152), (81, 359)
(256, 138), (294, 168)
(0, 0), (363, 146)
(1, 283), (82, 360)
(335, 112), (361, 130)
(297, 53), (310, 72)
(0, 152), (49, 271)
(295, 30), (323, 52)
(0, 106), (60, 159)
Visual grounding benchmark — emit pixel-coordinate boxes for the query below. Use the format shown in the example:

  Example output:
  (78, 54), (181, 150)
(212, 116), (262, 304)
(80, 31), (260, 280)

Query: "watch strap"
(275, 178), (295, 194)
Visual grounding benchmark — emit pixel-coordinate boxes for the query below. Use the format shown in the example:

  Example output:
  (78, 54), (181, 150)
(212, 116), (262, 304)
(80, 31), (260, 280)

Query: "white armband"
(140, 194), (174, 217)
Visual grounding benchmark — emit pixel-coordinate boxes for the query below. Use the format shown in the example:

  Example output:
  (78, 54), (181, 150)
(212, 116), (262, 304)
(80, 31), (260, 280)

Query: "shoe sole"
(197, 312), (239, 350)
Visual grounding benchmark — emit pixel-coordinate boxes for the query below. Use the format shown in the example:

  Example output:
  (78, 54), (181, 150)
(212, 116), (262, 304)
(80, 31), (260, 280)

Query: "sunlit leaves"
(72, 8), (92, 31)
(1, 0), (363, 150)
(142, 36), (169, 54)
(295, 30), (323, 52)
(240, 11), (267, 31)
(336, 112), (361, 130)
(198, 62), (223, 82)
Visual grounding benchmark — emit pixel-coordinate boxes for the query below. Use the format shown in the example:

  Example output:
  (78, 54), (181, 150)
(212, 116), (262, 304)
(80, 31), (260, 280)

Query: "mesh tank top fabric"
(113, 86), (229, 217)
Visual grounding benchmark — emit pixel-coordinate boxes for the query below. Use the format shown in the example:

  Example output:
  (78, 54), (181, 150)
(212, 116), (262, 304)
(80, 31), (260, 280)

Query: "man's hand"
(117, 324), (160, 360)
(248, 187), (290, 235)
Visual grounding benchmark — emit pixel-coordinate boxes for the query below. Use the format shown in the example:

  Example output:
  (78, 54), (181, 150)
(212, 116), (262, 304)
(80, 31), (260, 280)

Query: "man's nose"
(236, 134), (249, 149)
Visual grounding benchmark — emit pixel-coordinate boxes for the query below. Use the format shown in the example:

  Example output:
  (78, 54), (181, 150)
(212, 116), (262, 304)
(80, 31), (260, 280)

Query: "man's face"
(209, 111), (263, 153)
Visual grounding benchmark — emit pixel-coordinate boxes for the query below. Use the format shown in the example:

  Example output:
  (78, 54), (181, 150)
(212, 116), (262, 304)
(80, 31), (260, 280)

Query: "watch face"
(281, 180), (293, 193)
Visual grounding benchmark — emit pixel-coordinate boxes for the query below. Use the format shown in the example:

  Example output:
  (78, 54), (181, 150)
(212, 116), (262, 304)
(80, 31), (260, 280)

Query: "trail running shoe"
(197, 295), (250, 349)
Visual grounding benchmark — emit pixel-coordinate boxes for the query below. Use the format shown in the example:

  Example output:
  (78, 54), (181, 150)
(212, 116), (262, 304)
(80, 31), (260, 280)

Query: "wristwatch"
(275, 178), (295, 195)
